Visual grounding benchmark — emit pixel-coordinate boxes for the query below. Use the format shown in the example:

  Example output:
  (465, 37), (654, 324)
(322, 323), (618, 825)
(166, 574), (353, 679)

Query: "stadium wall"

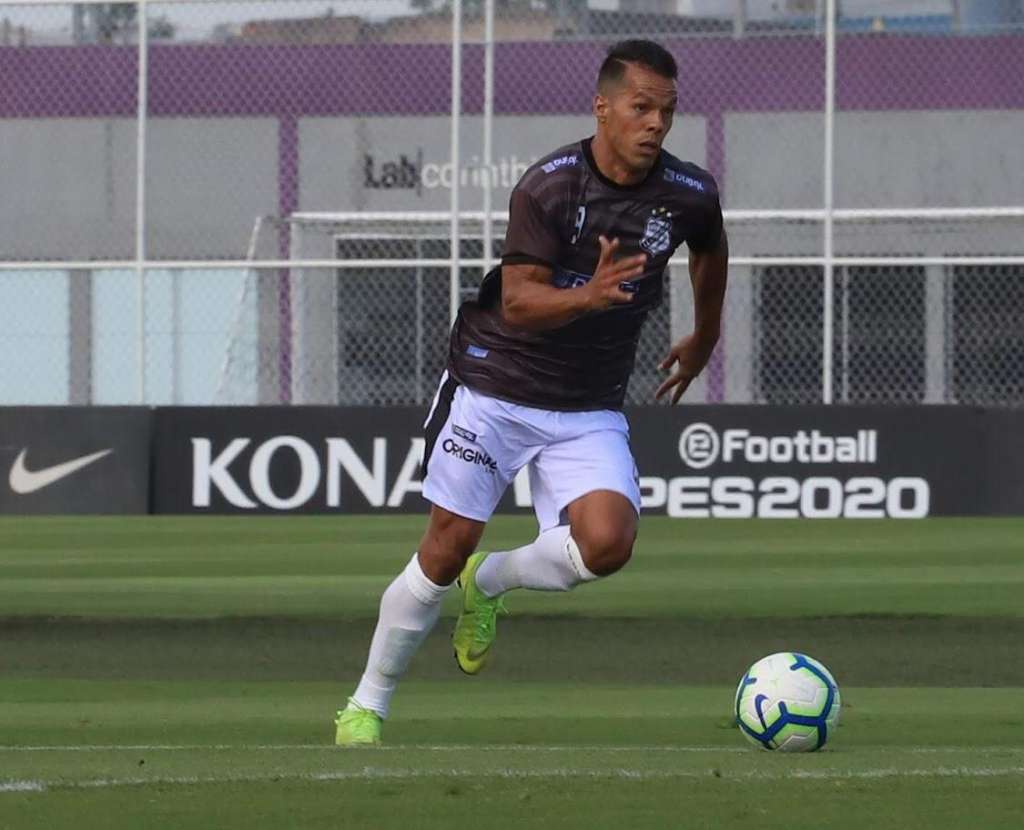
(2, 406), (1022, 517)
(2, 35), (1023, 260)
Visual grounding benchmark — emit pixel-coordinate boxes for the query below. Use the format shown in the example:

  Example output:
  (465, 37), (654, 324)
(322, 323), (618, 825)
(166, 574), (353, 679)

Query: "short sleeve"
(502, 189), (562, 266)
(685, 192), (724, 253)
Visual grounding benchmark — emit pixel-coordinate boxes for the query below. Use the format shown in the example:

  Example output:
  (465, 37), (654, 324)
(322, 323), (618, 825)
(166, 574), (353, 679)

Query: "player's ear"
(593, 93), (608, 124)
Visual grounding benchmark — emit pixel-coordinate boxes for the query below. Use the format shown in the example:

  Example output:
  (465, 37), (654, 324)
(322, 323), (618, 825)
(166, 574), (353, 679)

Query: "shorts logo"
(663, 168), (706, 192)
(466, 344), (489, 359)
(541, 154), (578, 174)
(640, 207), (673, 256)
(443, 438), (497, 473)
(452, 424), (478, 442)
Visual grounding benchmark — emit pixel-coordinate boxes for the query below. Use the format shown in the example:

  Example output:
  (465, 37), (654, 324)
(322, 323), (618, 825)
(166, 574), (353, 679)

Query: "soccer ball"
(734, 652), (841, 752)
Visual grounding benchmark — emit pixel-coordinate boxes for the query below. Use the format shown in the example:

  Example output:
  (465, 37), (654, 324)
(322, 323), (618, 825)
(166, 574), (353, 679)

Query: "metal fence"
(2, 0), (1022, 406)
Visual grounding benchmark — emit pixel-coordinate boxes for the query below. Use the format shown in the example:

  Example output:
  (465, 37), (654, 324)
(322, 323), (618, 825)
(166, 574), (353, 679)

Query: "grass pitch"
(1, 516), (1023, 828)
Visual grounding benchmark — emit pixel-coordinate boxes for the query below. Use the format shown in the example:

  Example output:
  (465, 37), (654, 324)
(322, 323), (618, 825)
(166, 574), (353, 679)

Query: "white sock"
(474, 525), (599, 597)
(351, 553), (449, 719)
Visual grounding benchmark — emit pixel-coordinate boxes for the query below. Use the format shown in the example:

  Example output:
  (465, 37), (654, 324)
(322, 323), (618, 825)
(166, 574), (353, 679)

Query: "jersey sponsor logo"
(552, 267), (592, 289)
(570, 205), (587, 245)
(442, 438), (497, 473)
(466, 344), (489, 359)
(541, 154), (579, 174)
(452, 425), (478, 442)
(552, 267), (639, 295)
(663, 167), (706, 192)
(640, 207), (673, 256)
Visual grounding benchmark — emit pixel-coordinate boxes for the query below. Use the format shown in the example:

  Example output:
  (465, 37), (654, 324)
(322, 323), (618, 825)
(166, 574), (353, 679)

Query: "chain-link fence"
(2, 0), (1022, 405)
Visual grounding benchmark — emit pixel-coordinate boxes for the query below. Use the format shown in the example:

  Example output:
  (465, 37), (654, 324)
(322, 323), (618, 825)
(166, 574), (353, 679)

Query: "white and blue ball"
(735, 652), (841, 752)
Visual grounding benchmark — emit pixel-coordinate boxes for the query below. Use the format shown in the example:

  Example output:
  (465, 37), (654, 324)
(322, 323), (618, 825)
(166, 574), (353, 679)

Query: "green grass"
(1, 516), (1022, 618)
(1, 517), (1023, 828)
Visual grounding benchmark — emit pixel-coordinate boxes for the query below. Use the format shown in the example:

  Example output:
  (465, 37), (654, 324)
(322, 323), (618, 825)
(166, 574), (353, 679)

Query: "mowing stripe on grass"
(3, 765), (1024, 794)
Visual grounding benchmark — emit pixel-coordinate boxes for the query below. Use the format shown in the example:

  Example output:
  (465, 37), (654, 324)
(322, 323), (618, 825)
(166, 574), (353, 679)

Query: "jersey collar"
(581, 137), (662, 192)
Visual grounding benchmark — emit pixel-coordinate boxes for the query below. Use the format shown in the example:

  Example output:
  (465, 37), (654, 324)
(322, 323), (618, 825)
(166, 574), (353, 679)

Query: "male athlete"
(336, 39), (728, 745)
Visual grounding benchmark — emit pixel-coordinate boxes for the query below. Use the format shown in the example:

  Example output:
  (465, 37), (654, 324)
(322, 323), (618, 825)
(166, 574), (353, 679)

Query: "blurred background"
(2, 0), (1022, 408)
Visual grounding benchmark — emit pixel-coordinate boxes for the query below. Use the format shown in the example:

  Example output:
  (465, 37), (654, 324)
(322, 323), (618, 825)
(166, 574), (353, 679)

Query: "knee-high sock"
(351, 553), (449, 718)
(474, 525), (599, 598)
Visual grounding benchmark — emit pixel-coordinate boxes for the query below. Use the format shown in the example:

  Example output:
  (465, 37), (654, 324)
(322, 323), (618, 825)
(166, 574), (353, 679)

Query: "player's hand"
(584, 236), (648, 310)
(655, 331), (719, 404)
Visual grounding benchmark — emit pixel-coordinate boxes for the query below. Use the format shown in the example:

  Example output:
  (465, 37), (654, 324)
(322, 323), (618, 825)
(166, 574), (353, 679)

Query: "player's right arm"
(502, 236), (647, 332)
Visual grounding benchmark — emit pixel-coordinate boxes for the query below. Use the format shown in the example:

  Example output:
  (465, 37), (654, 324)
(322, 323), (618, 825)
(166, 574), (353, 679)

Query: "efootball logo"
(678, 424), (879, 468)
(678, 423), (720, 469)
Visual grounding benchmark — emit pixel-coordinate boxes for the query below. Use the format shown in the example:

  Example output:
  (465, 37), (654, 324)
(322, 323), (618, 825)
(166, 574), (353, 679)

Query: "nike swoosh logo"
(9, 448), (113, 495)
(754, 694), (770, 730)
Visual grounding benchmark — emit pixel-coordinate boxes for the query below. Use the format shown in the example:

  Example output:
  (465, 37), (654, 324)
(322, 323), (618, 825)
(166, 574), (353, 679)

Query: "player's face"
(599, 63), (677, 173)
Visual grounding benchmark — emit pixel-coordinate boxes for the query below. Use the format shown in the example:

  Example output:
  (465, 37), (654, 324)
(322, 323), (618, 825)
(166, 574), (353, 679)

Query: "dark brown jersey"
(448, 137), (722, 411)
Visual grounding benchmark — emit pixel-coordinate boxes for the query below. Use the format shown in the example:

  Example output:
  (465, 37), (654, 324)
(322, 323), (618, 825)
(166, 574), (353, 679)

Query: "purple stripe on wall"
(837, 35), (1024, 110)
(277, 114), (298, 404)
(147, 42), (455, 116)
(2, 34), (1021, 119)
(0, 45), (138, 117)
(704, 113), (725, 192)
(704, 111), (726, 403)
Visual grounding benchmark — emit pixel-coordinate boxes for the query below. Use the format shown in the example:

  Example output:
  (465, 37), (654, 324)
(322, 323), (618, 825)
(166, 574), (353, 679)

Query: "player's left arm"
(655, 228), (729, 404)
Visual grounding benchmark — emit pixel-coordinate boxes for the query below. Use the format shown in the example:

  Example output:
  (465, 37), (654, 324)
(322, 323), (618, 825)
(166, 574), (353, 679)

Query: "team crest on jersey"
(640, 207), (673, 256)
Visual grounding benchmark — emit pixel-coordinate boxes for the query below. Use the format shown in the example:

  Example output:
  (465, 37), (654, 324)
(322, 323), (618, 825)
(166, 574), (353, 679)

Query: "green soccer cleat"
(334, 698), (382, 746)
(452, 552), (507, 675)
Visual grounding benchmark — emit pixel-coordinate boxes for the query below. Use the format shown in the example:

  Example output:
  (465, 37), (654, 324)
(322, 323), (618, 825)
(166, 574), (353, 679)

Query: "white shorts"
(421, 372), (641, 530)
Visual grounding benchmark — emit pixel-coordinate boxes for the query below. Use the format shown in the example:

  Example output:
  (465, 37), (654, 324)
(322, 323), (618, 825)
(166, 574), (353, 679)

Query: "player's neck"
(590, 133), (650, 187)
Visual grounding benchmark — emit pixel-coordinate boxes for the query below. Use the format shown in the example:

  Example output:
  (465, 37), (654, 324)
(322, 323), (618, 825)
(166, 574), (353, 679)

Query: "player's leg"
(338, 379), (519, 742)
(354, 506), (485, 715)
(564, 488), (638, 576)
(337, 505), (484, 744)
(474, 416), (640, 598)
(471, 490), (636, 597)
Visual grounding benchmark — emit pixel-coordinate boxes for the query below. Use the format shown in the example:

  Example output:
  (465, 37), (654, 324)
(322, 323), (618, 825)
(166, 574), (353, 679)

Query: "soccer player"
(335, 38), (728, 745)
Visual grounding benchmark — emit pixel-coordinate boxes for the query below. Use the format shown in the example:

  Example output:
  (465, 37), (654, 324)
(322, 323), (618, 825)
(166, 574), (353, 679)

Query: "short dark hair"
(597, 40), (678, 91)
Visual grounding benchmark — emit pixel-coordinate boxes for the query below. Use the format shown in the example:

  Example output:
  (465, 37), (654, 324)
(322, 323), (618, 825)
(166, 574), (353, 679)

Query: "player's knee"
(575, 523), (635, 577)
(418, 536), (473, 586)
(417, 508), (483, 585)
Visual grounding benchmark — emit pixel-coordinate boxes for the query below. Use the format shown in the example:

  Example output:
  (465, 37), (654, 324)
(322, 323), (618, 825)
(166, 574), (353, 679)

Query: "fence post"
(482, 0), (496, 271)
(822, 0), (836, 404)
(136, 0), (148, 404)
(449, 0), (463, 330)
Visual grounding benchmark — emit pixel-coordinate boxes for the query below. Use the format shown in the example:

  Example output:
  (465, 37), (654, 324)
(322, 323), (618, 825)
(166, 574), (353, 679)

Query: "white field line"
(0, 781), (46, 792)
(3, 766), (1024, 795)
(0, 744), (748, 753)
(1, 744), (1022, 754)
